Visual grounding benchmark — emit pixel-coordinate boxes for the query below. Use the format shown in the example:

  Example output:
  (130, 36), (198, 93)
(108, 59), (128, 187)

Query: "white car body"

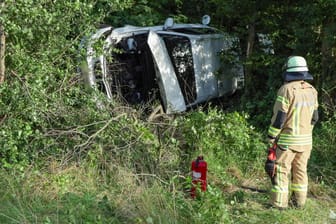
(82, 17), (244, 113)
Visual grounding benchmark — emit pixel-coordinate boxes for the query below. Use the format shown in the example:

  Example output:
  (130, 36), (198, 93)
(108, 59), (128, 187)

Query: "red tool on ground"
(191, 156), (207, 198)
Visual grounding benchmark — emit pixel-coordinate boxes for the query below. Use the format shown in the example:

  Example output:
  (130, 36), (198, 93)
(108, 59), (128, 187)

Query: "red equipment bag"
(191, 156), (207, 198)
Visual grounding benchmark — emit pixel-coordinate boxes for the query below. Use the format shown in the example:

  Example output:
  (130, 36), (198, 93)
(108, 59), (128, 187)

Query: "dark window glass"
(161, 35), (196, 104)
(170, 28), (218, 35)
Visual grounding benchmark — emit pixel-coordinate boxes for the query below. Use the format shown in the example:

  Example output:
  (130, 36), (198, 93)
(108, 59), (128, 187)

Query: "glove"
(265, 159), (276, 185)
(265, 159), (275, 178)
(266, 137), (276, 147)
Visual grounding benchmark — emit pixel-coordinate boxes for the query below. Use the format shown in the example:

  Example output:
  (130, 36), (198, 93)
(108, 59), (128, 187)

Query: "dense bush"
(180, 109), (265, 162)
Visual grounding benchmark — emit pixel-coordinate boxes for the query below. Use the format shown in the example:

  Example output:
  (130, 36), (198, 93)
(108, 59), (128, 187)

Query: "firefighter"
(267, 56), (319, 209)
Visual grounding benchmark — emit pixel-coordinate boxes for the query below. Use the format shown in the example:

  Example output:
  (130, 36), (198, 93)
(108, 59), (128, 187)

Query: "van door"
(147, 30), (186, 113)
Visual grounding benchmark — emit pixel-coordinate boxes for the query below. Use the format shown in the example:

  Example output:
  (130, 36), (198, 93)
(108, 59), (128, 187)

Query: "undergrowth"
(0, 108), (335, 223)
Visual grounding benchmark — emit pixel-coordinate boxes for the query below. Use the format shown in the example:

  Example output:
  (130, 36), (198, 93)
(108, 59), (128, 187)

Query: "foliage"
(310, 115), (336, 190)
(0, 109), (335, 223)
(0, 0), (335, 223)
(178, 109), (265, 169)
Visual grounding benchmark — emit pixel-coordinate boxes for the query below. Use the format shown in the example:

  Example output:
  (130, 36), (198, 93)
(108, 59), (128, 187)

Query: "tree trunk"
(321, 18), (335, 87)
(244, 22), (256, 94)
(0, 24), (5, 84)
(246, 24), (255, 58)
(321, 17), (336, 115)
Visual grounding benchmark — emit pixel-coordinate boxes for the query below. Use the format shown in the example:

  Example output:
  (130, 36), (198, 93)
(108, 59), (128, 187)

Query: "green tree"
(0, 0), (112, 168)
(204, 0), (336, 122)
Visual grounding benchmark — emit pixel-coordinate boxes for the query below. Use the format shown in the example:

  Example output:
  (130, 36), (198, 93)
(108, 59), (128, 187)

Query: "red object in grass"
(191, 156), (207, 198)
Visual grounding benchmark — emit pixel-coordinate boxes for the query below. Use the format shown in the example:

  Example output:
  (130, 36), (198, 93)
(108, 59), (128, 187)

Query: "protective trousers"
(271, 147), (312, 208)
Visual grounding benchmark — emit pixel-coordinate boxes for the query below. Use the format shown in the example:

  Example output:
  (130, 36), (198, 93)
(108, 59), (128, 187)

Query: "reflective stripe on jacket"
(268, 81), (318, 151)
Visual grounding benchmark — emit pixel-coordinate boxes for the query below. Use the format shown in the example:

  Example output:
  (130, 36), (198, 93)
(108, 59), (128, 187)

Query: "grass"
(0, 157), (335, 224)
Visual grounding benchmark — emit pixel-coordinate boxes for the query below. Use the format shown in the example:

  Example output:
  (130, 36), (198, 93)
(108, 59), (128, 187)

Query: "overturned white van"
(80, 16), (244, 114)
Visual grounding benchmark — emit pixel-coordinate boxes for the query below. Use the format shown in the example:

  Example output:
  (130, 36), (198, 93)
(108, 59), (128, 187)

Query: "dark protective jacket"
(268, 80), (318, 152)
